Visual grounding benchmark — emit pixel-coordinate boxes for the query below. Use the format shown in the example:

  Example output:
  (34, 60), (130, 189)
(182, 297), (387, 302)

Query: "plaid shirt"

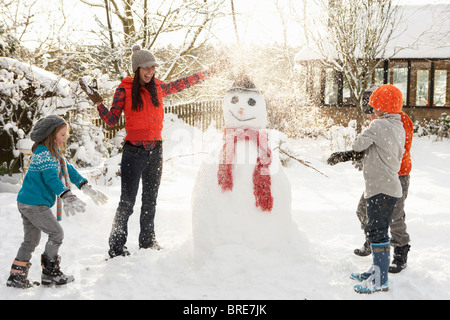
(97, 71), (210, 150)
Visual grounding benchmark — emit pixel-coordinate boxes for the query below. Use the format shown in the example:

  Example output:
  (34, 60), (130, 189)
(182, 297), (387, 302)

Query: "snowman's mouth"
(229, 110), (256, 122)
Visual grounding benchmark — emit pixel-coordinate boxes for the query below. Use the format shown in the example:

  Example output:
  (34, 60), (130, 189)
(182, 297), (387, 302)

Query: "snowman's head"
(223, 77), (267, 129)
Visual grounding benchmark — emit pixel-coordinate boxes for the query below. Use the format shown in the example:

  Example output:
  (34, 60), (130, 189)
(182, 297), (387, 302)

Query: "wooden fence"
(165, 100), (224, 131)
(93, 99), (224, 139)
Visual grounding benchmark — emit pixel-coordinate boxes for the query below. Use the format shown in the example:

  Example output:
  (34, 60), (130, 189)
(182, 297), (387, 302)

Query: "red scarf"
(217, 128), (273, 212)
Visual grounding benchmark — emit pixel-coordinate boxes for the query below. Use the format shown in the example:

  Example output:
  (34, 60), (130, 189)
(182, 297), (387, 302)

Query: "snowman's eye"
(248, 98), (256, 106)
(231, 96), (239, 104)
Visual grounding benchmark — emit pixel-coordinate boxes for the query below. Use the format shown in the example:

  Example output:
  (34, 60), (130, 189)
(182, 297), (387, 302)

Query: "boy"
(349, 85), (406, 294)
(353, 87), (413, 275)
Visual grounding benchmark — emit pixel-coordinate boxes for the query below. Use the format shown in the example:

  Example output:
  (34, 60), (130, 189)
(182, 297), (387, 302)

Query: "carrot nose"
(238, 108), (244, 115)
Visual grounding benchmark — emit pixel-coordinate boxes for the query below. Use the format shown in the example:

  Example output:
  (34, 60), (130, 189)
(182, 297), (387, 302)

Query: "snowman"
(191, 75), (295, 253)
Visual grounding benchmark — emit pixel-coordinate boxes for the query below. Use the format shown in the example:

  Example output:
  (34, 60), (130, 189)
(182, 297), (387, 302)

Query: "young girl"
(79, 45), (216, 258)
(6, 115), (107, 288)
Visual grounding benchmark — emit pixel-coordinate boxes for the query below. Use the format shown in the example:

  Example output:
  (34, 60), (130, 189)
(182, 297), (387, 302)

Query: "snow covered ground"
(0, 117), (449, 300)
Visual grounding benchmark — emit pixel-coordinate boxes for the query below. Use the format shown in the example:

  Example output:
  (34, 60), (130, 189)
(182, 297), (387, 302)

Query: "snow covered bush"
(328, 120), (357, 152)
(67, 114), (109, 167)
(414, 113), (450, 140)
(266, 95), (329, 139)
(0, 57), (118, 174)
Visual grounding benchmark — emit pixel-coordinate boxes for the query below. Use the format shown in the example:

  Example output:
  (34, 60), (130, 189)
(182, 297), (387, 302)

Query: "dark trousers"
(109, 141), (163, 254)
(365, 193), (399, 244)
(356, 175), (410, 247)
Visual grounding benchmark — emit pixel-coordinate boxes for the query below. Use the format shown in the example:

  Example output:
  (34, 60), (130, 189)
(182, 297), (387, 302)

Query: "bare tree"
(79, 0), (227, 79)
(0, 0), (40, 58)
(306, 0), (401, 107)
(230, 0), (240, 45)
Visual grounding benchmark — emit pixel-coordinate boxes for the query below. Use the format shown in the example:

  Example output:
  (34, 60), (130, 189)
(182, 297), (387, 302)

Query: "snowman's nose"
(238, 108), (244, 115)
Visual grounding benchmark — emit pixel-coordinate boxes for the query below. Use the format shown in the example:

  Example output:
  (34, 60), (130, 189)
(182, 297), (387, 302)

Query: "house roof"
(295, 4), (450, 62)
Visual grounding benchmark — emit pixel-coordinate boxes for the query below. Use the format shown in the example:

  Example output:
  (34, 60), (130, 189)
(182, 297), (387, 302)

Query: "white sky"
(14, 0), (450, 50)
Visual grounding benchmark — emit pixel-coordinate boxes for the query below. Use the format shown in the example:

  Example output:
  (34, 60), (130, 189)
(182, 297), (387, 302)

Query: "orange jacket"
(119, 77), (165, 142)
(398, 111), (413, 176)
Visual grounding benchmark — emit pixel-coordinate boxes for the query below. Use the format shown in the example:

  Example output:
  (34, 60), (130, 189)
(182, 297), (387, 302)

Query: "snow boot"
(108, 246), (131, 258)
(139, 234), (162, 251)
(140, 241), (162, 251)
(354, 239), (371, 256)
(353, 241), (390, 294)
(6, 259), (39, 289)
(389, 244), (410, 274)
(350, 265), (374, 282)
(41, 254), (74, 286)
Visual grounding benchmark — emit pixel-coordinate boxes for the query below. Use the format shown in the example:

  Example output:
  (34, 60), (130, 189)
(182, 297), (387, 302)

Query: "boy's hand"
(327, 150), (364, 165)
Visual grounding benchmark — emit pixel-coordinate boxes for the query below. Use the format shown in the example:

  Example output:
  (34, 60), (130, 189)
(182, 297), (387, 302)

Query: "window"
(410, 61), (431, 106)
(388, 61), (408, 106)
(374, 67), (385, 86)
(312, 66), (322, 104)
(416, 70), (430, 105)
(434, 61), (450, 107)
(296, 64), (309, 97)
(298, 58), (450, 109)
(343, 81), (353, 105)
(434, 70), (447, 106)
(324, 68), (338, 105)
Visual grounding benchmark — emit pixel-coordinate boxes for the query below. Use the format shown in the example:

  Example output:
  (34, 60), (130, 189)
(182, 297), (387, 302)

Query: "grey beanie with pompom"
(131, 45), (159, 73)
(30, 115), (66, 142)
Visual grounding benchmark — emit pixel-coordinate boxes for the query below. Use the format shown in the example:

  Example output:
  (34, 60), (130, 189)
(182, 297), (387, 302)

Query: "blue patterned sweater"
(17, 144), (87, 208)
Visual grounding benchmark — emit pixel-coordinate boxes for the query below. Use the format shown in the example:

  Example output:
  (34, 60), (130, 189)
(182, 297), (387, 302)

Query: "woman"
(80, 45), (213, 258)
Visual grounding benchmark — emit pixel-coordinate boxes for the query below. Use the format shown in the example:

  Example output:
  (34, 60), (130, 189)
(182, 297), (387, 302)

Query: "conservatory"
(295, 4), (450, 121)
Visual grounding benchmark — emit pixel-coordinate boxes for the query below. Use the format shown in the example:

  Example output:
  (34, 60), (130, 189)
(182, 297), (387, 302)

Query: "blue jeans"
(109, 141), (163, 255)
(365, 194), (399, 244)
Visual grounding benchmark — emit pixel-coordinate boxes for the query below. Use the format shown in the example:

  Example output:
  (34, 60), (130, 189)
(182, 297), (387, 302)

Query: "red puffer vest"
(119, 77), (164, 141)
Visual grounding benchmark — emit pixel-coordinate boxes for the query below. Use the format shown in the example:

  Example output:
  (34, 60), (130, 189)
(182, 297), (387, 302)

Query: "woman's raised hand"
(79, 78), (103, 105)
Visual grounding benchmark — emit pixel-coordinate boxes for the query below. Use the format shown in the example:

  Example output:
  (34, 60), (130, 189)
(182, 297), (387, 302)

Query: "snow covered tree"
(306, 0), (401, 108)
(0, 57), (119, 174)
(0, 23), (17, 57)
(78, 0), (227, 80)
(0, 57), (69, 173)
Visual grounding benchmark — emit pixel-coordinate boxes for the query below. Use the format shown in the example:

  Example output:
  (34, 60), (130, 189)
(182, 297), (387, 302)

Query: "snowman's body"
(191, 81), (295, 252)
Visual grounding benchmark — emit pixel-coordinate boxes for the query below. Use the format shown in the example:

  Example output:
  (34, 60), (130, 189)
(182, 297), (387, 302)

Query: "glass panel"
(374, 68), (384, 86)
(416, 70), (429, 106)
(312, 67), (322, 103)
(342, 79), (357, 105)
(410, 61), (431, 106)
(295, 64), (309, 97)
(388, 61), (408, 106)
(434, 70), (447, 106)
(434, 60), (450, 107)
(324, 68), (338, 105)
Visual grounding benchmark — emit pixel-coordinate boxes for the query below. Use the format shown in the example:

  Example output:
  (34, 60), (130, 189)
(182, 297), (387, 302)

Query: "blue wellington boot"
(353, 241), (390, 294)
(350, 265), (374, 282)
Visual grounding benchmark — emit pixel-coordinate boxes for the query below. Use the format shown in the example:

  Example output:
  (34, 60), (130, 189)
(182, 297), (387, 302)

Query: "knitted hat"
(369, 84), (403, 113)
(361, 85), (379, 114)
(228, 74), (262, 93)
(131, 45), (159, 73)
(30, 115), (66, 142)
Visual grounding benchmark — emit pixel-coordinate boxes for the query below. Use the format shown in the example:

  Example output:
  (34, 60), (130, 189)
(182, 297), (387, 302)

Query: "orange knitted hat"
(369, 84), (403, 113)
